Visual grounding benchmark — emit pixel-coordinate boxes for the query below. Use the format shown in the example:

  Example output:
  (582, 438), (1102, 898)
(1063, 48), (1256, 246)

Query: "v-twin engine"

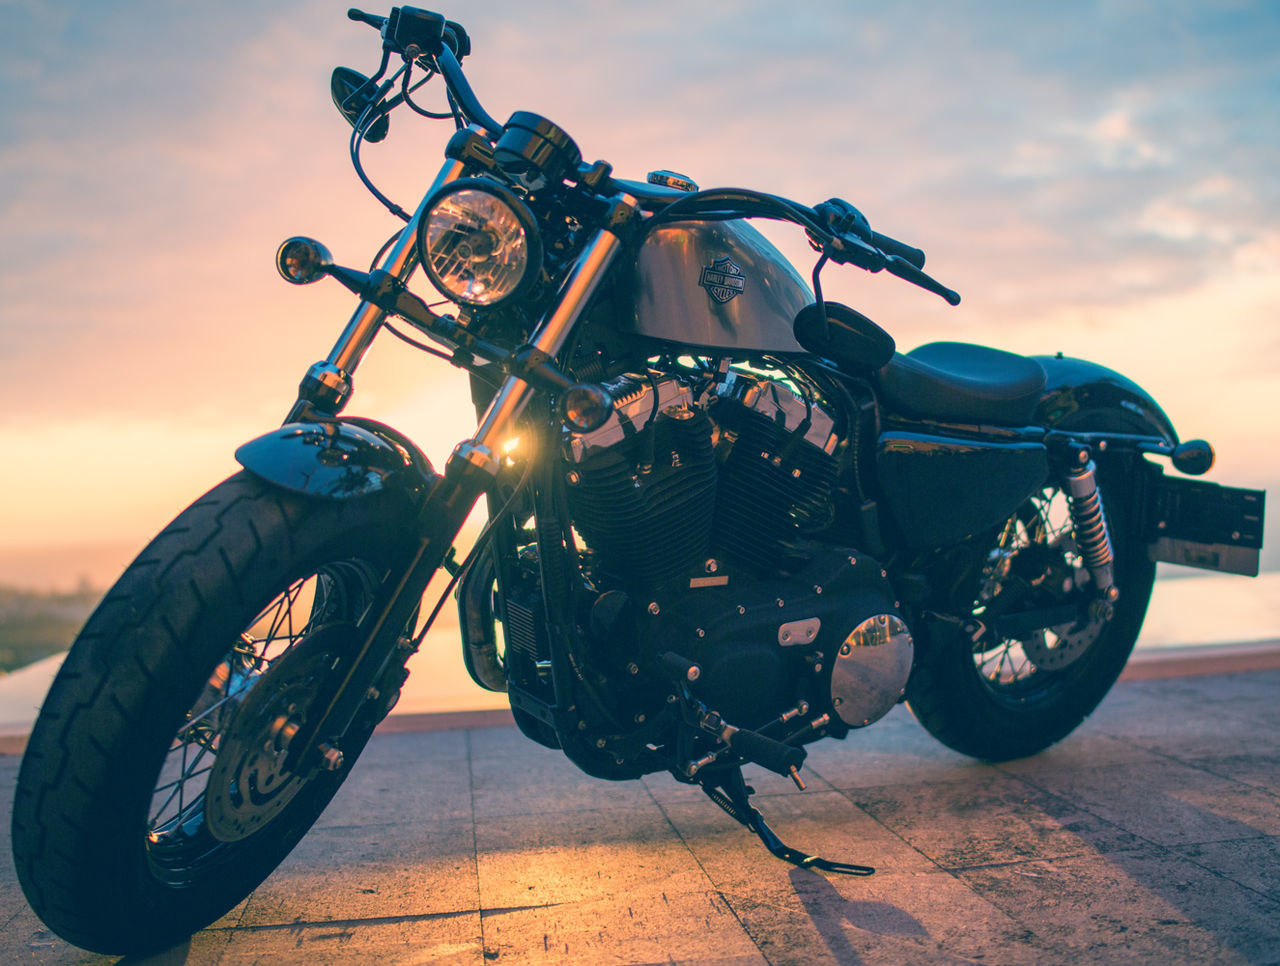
(558, 367), (913, 736)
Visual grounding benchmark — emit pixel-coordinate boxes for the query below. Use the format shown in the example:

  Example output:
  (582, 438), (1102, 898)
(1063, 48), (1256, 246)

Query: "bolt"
(596, 739), (607, 749)
(880, 569), (888, 578)
(578, 720), (588, 731)
(647, 601), (661, 615)
(634, 713), (646, 724)
(627, 662), (640, 675)
(696, 628), (706, 638)
(687, 665), (701, 682)
(704, 558), (719, 574)
(833, 697), (843, 707)
(365, 686), (380, 702)
(841, 644), (852, 656)
(737, 605), (746, 615)
(567, 470), (581, 485)
(776, 598), (785, 608)
(667, 694), (678, 704)
(812, 663), (823, 673)
(317, 742), (344, 772)
(814, 585), (823, 595)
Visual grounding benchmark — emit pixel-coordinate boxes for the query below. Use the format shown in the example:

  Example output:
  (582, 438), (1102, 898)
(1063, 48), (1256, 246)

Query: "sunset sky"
(2, 0), (1277, 589)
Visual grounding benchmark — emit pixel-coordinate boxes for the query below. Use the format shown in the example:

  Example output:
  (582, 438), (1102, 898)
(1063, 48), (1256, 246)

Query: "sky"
(1, 0), (1278, 588)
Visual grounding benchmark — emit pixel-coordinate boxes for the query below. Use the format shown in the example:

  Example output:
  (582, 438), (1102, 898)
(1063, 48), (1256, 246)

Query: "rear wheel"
(906, 411), (1157, 761)
(11, 472), (417, 954)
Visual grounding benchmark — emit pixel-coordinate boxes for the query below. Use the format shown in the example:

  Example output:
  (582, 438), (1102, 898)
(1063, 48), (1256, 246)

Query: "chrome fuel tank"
(626, 220), (813, 354)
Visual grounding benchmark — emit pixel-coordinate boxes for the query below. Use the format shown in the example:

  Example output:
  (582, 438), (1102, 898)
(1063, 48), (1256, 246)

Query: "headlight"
(416, 179), (542, 307)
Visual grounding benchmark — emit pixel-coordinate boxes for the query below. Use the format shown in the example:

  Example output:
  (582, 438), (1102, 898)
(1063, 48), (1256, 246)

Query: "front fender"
(235, 418), (438, 502)
(1033, 355), (1178, 444)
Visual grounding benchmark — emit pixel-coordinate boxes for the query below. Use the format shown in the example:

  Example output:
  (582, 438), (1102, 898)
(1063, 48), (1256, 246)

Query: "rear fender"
(1033, 354), (1178, 443)
(235, 418), (438, 503)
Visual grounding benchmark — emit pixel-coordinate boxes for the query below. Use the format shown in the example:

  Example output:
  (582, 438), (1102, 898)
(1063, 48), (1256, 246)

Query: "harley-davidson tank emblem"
(700, 255), (746, 304)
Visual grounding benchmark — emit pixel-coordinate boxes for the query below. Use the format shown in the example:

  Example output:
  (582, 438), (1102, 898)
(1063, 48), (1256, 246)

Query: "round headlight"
(416, 179), (542, 307)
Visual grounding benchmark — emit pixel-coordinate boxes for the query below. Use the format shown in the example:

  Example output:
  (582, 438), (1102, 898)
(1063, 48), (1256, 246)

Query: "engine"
(559, 365), (913, 736)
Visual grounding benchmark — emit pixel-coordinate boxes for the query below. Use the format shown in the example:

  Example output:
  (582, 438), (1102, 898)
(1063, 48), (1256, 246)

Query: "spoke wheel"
(12, 473), (416, 954)
(905, 408), (1157, 761)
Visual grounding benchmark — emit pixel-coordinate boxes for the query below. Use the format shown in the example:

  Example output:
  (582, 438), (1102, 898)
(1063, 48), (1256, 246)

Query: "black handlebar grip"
(727, 727), (807, 777)
(347, 8), (385, 28)
(871, 231), (926, 270)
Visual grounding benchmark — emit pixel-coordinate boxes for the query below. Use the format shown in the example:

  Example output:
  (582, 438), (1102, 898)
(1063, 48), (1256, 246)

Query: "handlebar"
(344, 7), (958, 305)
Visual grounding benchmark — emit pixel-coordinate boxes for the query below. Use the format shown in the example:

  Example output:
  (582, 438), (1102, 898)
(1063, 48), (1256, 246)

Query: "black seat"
(875, 341), (1047, 425)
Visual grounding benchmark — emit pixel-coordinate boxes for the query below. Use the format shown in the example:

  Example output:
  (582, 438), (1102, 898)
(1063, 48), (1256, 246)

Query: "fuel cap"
(647, 170), (698, 192)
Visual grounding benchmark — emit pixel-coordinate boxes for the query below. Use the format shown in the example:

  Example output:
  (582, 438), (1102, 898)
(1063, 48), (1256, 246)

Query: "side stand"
(699, 766), (874, 876)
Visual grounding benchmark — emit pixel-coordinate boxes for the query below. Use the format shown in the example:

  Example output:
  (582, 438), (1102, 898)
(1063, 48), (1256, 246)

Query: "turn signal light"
(562, 384), (613, 433)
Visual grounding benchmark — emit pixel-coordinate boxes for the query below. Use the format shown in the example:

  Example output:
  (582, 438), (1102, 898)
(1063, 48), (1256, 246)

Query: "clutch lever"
(884, 255), (962, 305)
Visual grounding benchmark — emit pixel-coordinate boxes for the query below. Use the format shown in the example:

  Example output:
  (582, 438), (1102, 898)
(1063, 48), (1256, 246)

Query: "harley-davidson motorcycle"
(12, 7), (1267, 955)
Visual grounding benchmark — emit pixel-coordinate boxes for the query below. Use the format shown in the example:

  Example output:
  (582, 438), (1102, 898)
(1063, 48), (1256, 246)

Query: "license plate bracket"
(1145, 475), (1265, 576)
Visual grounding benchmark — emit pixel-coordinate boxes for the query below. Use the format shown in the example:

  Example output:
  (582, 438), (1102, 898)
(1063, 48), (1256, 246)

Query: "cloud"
(2, 0), (1277, 551)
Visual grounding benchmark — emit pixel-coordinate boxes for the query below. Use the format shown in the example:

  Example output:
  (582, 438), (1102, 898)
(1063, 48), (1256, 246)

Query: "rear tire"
(11, 472), (416, 954)
(905, 408), (1157, 761)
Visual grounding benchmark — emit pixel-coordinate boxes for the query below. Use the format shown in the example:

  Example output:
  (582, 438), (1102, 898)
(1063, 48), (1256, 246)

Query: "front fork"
(281, 151), (636, 773)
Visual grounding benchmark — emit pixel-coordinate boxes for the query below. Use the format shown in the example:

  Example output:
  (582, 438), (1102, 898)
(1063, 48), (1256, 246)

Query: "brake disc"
(204, 626), (354, 843)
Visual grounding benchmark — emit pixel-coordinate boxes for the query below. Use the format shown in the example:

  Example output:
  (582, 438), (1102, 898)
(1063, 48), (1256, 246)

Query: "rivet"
(627, 662), (640, 675)
(776, 598), (785, 608)
(841, 644), (852, 655)
(648, 601), (660, 615)
(814, 585), (823, 595)
(696, 628), (706, 638)
(737, 605), (746, 615)
(596, 739), (607, 749)
(567, 470), (581, 485)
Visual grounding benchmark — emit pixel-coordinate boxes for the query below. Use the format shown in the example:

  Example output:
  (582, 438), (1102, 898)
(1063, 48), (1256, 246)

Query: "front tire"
(11, 472), (416, 955)
(906, 413), (1157, 761)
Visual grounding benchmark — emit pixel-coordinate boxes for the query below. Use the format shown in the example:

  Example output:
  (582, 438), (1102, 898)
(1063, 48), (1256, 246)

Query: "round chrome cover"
(830, 614), (914, 728)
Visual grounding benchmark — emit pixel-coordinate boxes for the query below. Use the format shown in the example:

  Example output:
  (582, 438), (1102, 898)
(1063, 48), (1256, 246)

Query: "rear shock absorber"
(1064, 450), (1118, 601)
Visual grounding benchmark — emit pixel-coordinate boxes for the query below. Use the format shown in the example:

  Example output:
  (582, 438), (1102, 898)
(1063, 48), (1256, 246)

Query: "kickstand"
(699, 766), (874, 876)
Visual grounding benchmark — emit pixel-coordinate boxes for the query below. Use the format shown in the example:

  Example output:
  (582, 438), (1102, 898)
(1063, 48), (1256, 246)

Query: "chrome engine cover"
(829, 613), (914, 728)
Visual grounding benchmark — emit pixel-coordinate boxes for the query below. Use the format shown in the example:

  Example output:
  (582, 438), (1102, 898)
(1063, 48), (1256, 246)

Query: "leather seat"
(875, 341), (1047, 425)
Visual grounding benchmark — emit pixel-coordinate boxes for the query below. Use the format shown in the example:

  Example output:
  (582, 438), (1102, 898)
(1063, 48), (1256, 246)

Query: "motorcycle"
(12, 6), (1267, 955)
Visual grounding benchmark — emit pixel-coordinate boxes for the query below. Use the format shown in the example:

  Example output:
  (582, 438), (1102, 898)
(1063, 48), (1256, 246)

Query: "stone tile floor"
(2, 669), (1279, 964)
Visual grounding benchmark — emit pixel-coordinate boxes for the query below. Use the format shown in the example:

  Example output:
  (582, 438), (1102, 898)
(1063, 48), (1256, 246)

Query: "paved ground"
(2, 668), (1279, 965)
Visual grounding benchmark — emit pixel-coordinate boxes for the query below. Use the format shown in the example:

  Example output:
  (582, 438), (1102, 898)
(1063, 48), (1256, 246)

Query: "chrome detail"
(714, 369), (838, 455)
(298, 361), (354, 411)
(829, 614), (914, 729)
(647, 169), (698, 192)
(778, 617), (821, 647)
(564, 373), (696, 463)
(1065, 459), (1115, 593)
(276, 237), (334, 284)
(450, 441), (501, 478)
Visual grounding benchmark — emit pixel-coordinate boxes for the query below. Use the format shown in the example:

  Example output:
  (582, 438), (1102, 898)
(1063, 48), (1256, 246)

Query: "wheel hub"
(204, 626), (353, 843)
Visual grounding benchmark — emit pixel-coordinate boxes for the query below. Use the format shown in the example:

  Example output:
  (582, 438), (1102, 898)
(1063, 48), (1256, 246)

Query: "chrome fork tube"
(327, 155), (469, 373)
(287, 154), (469, 419)
(451, 207), (633, 478)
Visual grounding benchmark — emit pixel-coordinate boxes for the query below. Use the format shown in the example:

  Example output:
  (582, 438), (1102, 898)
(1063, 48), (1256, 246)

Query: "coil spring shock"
(1064, 456), (1118, 600)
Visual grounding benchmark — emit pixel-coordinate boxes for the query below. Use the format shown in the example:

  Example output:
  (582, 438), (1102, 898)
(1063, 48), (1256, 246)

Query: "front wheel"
(906, 440), (1156, 762)
(11, 472), (418, 955)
